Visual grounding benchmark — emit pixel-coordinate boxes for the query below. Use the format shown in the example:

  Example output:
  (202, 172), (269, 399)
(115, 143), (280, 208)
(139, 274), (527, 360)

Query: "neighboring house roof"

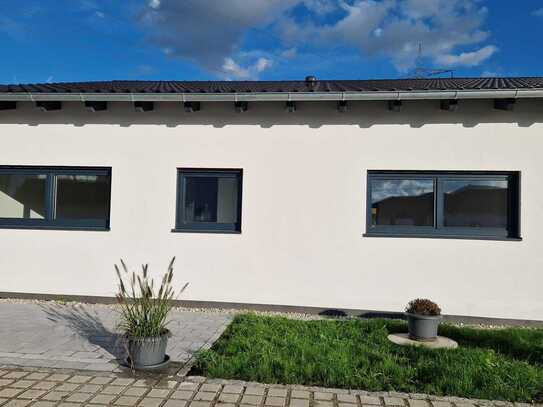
(1, 77), (543, 102)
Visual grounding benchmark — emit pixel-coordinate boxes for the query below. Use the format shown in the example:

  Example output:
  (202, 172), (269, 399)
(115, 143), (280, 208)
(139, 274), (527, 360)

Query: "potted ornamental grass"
(115, 257), (188, 369)
(405, 298), (442, 342)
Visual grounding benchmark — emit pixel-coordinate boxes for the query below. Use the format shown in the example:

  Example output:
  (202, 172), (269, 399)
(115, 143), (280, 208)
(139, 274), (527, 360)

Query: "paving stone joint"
(0, 366), (539, 407)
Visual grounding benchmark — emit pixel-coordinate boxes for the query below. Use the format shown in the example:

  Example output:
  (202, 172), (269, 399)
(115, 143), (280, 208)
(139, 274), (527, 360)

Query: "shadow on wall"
(39, 303), (126, 361)
(0, 99), (542, 129)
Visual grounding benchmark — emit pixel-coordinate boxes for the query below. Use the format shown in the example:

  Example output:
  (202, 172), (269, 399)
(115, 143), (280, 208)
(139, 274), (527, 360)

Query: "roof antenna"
(406, 42), (455, 79)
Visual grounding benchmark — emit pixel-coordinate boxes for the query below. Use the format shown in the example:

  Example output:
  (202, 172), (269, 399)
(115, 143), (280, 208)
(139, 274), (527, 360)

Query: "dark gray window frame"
(173, 168), (243, 234)
(0, 166), (112, 231)
(364, 170), (521, 241)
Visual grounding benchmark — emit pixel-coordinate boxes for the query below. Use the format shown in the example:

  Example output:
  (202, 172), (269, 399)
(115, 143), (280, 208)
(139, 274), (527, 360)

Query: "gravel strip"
(0, 298), (322, 320)
(0, 298), (533, 328)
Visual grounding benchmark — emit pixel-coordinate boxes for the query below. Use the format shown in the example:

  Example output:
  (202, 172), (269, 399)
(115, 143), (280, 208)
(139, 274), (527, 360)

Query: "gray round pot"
(406, 313), (442, 342)
(126, 330), (171, 368)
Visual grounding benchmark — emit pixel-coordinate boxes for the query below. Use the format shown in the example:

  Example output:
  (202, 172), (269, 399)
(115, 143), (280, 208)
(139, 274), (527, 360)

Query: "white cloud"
(149, 0), (161, 9)
(138, 0), (497, 76)
(280, 48), (297, 59)
(139, 0), (297, 78)
(255, 57), (273, 72)
(532, 8), (543, 17)
(280, 0), (496, 71)
(221, 56), (274, 80)
(401, 0), (442, 19)
(435, 45), (498, 67)
(222, 58), (250, 80)
(481, 70), (498, 77)
(303, 0), (338, 14)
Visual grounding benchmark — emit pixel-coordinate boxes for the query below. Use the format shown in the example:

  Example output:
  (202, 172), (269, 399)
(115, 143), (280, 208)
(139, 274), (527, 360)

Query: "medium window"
(175, 169), (242, 233)
(0, 166), (111, 230)
(366, 171), (520, 240)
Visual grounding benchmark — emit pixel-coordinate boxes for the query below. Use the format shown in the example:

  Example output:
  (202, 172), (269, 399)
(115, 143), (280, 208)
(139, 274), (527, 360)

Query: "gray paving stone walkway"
(0, 366), (537, 407)
(0, 302), (232, 373)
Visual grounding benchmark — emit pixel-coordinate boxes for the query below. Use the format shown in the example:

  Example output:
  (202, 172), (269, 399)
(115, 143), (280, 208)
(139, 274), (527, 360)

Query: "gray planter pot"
(126, 330), (170, 368)
(406, 313), (442, 342)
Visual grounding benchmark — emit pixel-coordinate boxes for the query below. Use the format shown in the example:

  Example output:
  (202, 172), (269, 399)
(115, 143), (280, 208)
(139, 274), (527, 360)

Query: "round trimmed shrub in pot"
(115, 257), (188, 369)
(405, 299), (442, 342)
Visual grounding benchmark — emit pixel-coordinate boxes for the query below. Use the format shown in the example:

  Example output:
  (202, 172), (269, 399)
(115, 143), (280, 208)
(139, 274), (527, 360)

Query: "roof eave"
(0, 89), (541, 102)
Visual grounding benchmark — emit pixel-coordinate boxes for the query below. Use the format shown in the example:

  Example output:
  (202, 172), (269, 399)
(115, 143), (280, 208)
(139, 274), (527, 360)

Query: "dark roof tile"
(1, 77), (543, 94)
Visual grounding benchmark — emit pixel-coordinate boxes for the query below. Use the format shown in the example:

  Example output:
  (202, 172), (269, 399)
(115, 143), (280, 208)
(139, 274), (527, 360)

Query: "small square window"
(175, 169), (242, 233)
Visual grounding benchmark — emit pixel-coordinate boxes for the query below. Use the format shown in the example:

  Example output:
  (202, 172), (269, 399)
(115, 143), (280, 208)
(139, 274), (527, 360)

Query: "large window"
(0, 166), (111, 230)
(366, 171), (520, 240)
(175, 169), (242, 233)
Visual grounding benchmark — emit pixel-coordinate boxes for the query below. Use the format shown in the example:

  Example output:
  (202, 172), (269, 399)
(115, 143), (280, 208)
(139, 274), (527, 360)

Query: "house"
(0, 77), (541, 323)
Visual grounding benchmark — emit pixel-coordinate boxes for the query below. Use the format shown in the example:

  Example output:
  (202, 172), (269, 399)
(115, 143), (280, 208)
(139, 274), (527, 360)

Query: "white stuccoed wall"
(0, 100), (541, 321)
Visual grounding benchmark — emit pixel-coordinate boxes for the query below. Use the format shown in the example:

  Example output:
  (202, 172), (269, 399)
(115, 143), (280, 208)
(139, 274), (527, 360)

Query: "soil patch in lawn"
(193, 314), (543, 403)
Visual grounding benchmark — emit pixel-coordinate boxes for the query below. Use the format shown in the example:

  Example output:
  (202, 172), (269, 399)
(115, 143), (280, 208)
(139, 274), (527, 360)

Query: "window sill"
(0, 225), (110, 232)
(363, 233), (522, 242)
(171, 228), (241, 234)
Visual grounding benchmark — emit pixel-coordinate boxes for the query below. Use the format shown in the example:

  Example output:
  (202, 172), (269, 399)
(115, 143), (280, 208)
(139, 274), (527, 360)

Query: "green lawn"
(194, 314), (543, 403)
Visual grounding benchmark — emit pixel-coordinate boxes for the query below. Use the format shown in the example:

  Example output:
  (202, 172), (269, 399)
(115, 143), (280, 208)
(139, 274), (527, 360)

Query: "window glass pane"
(0, 174), (47, 219)
(217, 178), (239, 223)
(371, 179), (434, 226)
(55, 175), (110, 220)
(443, 179), (508, 228)
(184, 176), (239, 223)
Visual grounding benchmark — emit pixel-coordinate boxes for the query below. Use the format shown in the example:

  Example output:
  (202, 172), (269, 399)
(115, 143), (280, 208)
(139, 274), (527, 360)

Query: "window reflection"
(443, 180), (508, 227)
(0, 174), (47, 219)
(184, 176), (239, 223)
(55, 175), (110, 220)
(371, 179), (434, 226)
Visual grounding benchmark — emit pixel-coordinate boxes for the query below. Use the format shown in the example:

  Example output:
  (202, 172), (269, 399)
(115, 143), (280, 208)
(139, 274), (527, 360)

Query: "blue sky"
(0, 0), (542, 84)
